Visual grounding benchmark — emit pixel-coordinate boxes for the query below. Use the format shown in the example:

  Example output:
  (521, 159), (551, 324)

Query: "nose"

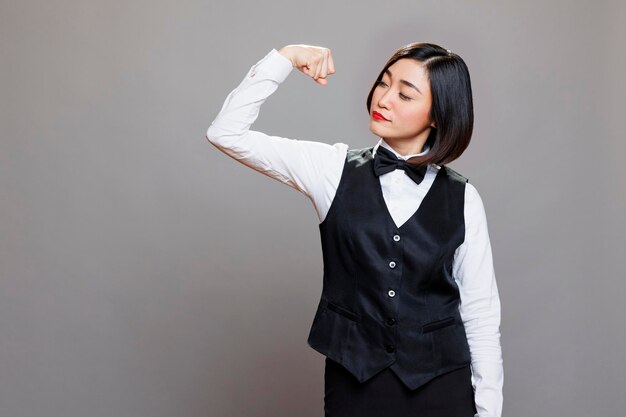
(377, 87), (392, 110)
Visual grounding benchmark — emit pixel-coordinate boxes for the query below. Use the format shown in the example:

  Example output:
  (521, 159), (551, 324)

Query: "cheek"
(398, 105), (431, 127)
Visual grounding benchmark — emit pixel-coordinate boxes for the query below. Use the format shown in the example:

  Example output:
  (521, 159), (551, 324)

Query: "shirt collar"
(372, 138), (429, 159)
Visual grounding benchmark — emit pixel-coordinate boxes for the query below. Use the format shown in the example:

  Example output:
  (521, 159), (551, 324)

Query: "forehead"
(384, 59), (429, 86)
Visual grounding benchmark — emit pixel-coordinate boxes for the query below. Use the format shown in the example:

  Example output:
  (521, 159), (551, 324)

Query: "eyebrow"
(384, 69), (422, 95)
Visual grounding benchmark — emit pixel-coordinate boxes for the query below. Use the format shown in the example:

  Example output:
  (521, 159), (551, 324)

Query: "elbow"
(205, 122), (247, 153)
(205, 125), (238, 154)
(206, 123), (239, 146)
(206, 125), (229, 150)
(206, 125), (218, 144)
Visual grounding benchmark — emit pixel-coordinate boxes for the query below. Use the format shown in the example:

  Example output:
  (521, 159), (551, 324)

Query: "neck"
(383, 139), (428, 156)
(382, 129), (431, 157)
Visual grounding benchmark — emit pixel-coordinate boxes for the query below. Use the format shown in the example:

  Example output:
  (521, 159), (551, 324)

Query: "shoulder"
(346, 146), (374, 165)
(440, 164), (469, 184)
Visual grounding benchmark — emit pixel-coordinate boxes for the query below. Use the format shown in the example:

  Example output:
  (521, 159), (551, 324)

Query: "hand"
(278, 44), (335, 86)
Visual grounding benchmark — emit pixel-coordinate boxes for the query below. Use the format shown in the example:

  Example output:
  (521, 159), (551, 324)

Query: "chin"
(369, 124), (386, 137)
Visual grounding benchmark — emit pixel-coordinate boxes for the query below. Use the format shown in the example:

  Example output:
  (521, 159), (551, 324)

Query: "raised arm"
(205, 46), (348, 222)
(453, 183), (504, 417)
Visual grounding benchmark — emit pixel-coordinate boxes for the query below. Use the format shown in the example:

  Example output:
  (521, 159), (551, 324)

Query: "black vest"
(307, 146), (472, 390)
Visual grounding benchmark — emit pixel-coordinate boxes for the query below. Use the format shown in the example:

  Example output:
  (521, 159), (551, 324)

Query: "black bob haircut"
(366, 42), (474, 167)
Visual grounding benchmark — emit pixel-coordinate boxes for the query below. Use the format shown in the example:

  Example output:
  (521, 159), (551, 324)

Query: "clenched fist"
(278, 44), (336, 86)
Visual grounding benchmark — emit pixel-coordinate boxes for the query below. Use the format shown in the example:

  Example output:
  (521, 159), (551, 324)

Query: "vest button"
(389, 261), (396, 268)
(385, 344), (396, 353)
(393, 234), (401, 242)
(388, 289), (396, 297)
(386, 317), (397, 326)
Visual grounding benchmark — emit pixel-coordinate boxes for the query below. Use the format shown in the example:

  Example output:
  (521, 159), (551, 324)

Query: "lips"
(372, 111), (390, 121)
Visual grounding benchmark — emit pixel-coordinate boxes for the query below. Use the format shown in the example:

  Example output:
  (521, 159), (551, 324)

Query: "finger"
(320, 50), (329, 79)
(315, 51), (330, 85)
(314, 53), (327, 83)
(327, 49), (335, 74)
(314, 62), (326, 85)
(302, 61), (314, 78)
(313, 52), (323, 80)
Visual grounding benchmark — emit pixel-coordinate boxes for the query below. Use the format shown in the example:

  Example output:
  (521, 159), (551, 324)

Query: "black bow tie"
(373, 146), (428, 185)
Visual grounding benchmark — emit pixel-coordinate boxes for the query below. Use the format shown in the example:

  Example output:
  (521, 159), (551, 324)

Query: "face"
(369, 58), (435, 150)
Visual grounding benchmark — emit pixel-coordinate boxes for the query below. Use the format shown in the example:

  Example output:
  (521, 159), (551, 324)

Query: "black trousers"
(324, 358), (477, 417)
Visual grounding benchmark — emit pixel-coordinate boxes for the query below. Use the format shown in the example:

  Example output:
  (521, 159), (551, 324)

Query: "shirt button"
(388, 289), (396, 297)
(389, 261), (396, 268)
(386, 317), (397, 326)
(385, 344), (396, 353)
(393, 234), (401, 242)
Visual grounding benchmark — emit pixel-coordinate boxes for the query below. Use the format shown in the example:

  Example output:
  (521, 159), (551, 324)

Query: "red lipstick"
(372, 111), (390, 121)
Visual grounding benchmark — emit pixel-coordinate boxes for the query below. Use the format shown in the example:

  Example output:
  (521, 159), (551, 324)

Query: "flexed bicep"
(206, 46), (345, 218)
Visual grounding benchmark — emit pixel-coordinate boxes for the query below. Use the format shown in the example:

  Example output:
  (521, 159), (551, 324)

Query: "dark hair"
(366, 42), (474, 167)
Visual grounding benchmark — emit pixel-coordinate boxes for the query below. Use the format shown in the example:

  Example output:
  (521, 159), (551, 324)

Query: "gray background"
(1, 0), (625, 416)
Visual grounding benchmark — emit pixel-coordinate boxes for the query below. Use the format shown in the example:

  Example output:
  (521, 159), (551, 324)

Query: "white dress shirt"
(206, 48), (503, 417)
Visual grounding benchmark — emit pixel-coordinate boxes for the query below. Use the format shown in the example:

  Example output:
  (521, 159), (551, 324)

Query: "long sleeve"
(206, 48), (348, 222)
(453, 183), (504, 417)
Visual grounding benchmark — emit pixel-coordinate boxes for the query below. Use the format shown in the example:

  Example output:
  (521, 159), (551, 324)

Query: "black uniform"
(307, 147), (477, 416)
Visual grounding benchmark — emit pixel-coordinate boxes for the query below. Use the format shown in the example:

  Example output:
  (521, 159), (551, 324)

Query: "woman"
(206, 43), (503, 417)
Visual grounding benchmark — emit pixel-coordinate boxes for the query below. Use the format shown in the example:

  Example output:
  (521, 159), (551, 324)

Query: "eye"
(376, 81), (412, 101)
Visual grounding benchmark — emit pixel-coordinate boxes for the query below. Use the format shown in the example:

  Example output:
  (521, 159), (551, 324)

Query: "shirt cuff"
(246, 48), (294, 83)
